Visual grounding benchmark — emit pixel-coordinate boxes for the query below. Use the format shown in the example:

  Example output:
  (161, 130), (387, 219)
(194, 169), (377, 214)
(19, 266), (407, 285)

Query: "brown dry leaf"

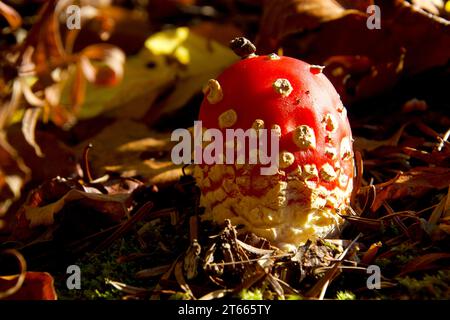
(6, 1), (126, 129)
(11, 189), (129, 242)
(21, 108), (43, 157)
(256, 0), (369, 52)
(0, 272), (57, 300)
(256, 0), (450, 103)
(398, 252), (450, 276)
(190, 21), (244, 46)
(6, 126), (78, 185)
(0, 1), (22, 31)
(135, 265), (172, 279)
(71, 5), (151, 55)
(23, 1), (65, 77)
(361, 241), (382, 265)
(80, 44), (125, 86)
(75, 120), (183, 186)
(24, 190), (128, 228)
(9, 175), (139, 243)
(0, 133), (30, 218)
(175, 260), (195, 299)
(199, 289), (232, 300)
(372, 167), (450, 211)
(353, 124), (407, 152)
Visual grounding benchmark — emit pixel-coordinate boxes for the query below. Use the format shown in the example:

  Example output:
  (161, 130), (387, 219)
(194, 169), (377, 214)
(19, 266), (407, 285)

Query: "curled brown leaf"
(80, 44), (125, 86)
(0, 1), (22, 31)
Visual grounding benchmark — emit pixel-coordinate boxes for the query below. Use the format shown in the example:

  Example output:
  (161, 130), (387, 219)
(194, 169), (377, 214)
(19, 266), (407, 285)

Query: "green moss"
(336, 290), (356, 300)
(56, 236), (151, 300)
(239, 288), (264, 300)
(286, 294), (304, 300)
(397, 270), (450, 299)
(169, 292), (192, 300)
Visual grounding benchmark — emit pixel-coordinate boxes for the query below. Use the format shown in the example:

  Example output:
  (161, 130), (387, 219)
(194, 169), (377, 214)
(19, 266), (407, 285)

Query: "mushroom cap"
(196, 54), (354, 251)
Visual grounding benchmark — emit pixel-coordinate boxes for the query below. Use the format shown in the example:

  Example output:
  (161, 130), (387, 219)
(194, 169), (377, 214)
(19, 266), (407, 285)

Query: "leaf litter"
(0, 0), (449, 300)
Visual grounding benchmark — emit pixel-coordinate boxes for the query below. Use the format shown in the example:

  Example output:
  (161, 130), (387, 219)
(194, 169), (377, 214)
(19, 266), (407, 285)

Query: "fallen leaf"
(71, 6), (152, 55)
(398, 252), (450, 276)
(372, 167), (450, 211)
(143, 26), (238, 124)
(6, 125), (78, 185)
(63, 51), (176, 120)
(63, 26), (237, 123)
(80, 44), (125, 86)
(135, 265), (172, 279)
(190, 21), (244, 46)
(361, 241), (382, 265)
(354, 124), (407, 152)
(256, 0), (368, 52)
(199, 289), (232, 300)
(0, 133), (30, 218)
(256, 0), (450, 103)
(175, 260), (195, 299)
(0, 1), (22, 31)
(0, 272), (57, 300)
(75, 119), (183, 186)
(10, 176), (139, 243)
(21, 108), (43, 157)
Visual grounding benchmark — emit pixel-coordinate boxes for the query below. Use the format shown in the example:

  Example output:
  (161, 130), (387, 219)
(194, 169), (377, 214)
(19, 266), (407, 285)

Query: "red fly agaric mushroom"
(193, 37), (354, 252)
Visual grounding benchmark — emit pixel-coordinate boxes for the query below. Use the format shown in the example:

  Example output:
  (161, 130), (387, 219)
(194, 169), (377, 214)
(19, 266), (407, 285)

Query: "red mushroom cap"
(194, 38), (354, 251)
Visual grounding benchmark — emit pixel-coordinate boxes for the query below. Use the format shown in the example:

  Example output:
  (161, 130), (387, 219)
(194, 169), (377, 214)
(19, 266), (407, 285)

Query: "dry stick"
(66, 223), (121, 253)
(189, 215), (199, 242)
(437, 128), (450, 151)
(92, 201), (154, 253)
(0, 249), (27, 299)
(383, 202), (412, 239)
(361, 171), (402, 191)
(351, 151), (364, 208)
(68, 208), (178, 254)
(206, 253), (291, 267)
(361, 183), (376, 213)
(81, 143), (94, 183)
(306, 233), (362, 299)
(151, 257), (179, 300)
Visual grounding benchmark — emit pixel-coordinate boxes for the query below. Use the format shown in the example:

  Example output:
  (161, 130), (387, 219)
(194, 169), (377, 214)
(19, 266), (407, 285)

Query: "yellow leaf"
(62, 27), (237, 122)
(75, 120), (183, 186)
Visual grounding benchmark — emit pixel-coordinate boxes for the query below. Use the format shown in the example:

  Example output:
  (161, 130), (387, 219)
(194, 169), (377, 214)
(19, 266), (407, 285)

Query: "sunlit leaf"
(74, 120), (183, 186)
(21, 107), (43, 157)
(81, 44), (125, 86)
(0, 1), (22, 31)
(62, 27), (237, 121)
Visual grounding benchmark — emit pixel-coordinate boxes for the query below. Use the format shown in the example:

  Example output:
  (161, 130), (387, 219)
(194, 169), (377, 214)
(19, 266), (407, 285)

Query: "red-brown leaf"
(0, 1), (22, 31)
(372, 167), (450, 211)
(0, 272), (57, 300)
(398, 253), (450, 276)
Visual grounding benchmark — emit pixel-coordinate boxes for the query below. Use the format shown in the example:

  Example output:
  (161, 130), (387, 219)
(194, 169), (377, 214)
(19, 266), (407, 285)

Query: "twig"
(92, 201), (154, 253)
